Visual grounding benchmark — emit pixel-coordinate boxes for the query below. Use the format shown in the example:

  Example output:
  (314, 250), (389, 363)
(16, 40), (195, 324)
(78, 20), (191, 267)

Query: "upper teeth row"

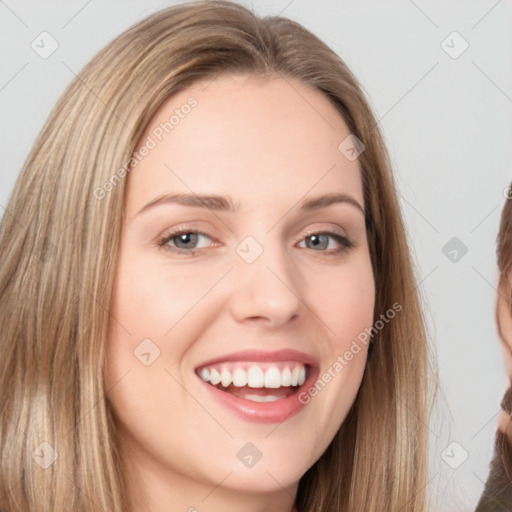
(198, 365), (307, 389)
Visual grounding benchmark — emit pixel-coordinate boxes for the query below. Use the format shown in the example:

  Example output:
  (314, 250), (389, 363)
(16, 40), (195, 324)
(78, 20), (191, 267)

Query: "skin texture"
(104, 73), (375, 512)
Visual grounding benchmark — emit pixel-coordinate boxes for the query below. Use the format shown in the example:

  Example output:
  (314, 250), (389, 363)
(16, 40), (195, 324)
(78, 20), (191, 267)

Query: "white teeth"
(197, 363), (308, 389)
(281, 367), (292, 387)
(210, 368), (221, 385)
(244, 394), (281, 403)
(247, 366), (264, 388)
(232, 367), (247, 387)
(291, 367), (300, 386)
(220, 368), (231, 387)
(264, 367), (281, 389)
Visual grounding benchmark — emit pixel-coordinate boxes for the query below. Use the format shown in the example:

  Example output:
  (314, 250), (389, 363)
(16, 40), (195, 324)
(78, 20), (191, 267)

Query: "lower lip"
(197, 368), (319, 424)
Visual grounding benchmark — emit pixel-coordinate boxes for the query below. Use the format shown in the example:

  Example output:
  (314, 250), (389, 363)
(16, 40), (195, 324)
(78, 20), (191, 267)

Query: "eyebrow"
(136, 192), (365, 216)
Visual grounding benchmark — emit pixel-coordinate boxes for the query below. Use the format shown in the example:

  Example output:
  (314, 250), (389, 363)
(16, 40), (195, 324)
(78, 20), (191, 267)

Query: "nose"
(227, 241), (304, 328)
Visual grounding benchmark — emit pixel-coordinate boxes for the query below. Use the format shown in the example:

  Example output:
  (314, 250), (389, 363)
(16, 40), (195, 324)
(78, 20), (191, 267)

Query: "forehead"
(126, 73), (364, 215)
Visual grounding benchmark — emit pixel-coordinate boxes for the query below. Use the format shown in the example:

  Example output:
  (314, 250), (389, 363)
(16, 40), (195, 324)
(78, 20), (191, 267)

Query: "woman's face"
(105, 73), (375, 507)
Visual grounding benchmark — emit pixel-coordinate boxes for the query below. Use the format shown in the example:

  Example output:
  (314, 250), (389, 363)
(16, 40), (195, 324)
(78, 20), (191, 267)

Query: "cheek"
(310, 253), (375, 345)
(104, 251), (229, 407)
(300, 255), (374, 435)
(111, 251), (225, 339)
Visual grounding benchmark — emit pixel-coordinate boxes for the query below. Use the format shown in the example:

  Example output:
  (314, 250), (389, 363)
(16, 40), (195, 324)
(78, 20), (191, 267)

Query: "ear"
(496, 279), (512, 381)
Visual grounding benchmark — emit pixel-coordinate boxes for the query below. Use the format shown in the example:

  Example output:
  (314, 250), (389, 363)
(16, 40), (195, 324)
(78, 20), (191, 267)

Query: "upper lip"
(195, 349), (319, 370)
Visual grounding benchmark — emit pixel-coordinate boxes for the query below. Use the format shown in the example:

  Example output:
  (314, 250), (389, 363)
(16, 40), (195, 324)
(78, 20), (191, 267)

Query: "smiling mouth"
(196, 361), (309, 403)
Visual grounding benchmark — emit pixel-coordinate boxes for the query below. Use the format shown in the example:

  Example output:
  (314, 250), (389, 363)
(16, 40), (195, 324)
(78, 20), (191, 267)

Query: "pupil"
(309, 234), (327, 250)
(176, 233), (197, 248)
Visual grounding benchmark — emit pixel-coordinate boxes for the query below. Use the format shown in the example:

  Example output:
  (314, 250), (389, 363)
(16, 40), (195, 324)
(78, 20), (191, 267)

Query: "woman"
(475, 188), (512, 511)
(0, 2), (434, 511)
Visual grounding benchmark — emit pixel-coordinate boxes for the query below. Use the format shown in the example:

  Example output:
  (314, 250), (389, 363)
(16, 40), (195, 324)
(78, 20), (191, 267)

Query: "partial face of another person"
(104, 73), (375, 500)
(498, 286), (512, 378)
(496, 283), (512, 441)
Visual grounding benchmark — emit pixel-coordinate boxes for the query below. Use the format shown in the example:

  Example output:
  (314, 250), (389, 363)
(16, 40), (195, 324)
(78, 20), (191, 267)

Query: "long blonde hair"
(0, 2), (434, 510)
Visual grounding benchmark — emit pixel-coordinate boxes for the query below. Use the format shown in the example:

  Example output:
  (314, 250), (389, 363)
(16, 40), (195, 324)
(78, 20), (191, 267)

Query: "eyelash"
(156, 228), (355, 257)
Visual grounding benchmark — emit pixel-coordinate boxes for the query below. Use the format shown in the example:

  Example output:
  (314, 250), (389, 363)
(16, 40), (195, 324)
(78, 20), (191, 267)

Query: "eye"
(297, 231), (354, 253)
(157, 230), (214, 254)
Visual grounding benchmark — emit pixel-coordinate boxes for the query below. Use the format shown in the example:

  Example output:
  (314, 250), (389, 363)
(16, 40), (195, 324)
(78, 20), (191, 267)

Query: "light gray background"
(1, 1), (511, 510)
